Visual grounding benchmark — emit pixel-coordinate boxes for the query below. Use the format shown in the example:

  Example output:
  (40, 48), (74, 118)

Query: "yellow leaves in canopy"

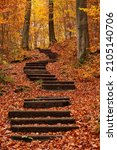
(79, 5), (100, 19)
(78, 1), (100, 52)
(31, 0), (48, 22)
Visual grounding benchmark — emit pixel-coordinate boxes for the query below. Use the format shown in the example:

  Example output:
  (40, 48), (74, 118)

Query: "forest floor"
(0, 38), (100, 150)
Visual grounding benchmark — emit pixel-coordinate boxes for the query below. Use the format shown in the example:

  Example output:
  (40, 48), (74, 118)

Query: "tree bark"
(0, 24), (5, 48)
(22, 0), (31, 50)
(49, 0), (56, 45)
(33, 19), (38, 49)
(76, 0), (89, 60)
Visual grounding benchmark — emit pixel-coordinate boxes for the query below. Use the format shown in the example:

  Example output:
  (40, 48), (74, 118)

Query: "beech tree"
(22, 0), (32, 50)
(76, 0), (89, 60)
(49, 0), (56, 44)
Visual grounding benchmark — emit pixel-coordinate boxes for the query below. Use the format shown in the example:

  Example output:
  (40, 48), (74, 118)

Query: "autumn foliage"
(0, 0), (100, 149)
(0, 0), (99, 59)
(87, 0), (100, 52)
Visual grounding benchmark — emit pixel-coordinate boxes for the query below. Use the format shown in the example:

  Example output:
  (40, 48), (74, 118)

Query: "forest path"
(8, 49), (78, 141)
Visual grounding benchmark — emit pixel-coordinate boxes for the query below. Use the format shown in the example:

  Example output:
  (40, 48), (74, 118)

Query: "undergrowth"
(0, 69), (14, 84)
(52, 38), (100, 79)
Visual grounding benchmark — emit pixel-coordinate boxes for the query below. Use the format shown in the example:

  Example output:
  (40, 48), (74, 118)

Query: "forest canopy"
(0, 0), (99, 61)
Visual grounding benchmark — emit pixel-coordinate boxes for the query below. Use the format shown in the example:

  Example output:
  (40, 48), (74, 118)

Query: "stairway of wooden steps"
(24, 49), (75, 91)
(8, 97), (78, 141)
(24, 59), (75, 90)
(8, 49), (78, 141)
(9, 108), (78, 136)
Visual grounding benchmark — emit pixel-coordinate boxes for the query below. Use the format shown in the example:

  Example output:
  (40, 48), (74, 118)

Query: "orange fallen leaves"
(0, 42), (99, 149)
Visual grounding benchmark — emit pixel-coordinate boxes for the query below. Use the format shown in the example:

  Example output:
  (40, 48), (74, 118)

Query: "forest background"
(0, 0), (99, 62)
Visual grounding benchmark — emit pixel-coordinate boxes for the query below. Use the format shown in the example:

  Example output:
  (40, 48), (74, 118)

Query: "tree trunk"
(49, 0), (56, 45)
(76, 0), (89, 60)
(0, 24), (5, 48)
(65, 0), (72, 39)
(22, 0), (31, 50)
(33, 20), (38, 49)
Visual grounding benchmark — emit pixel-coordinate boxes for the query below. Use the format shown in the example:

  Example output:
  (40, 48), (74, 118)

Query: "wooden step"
(24, 100), (70, 108)
(42, 84), (76, 90)
(24, 66), (46, 69)
(26, 64), (46, 67)
(29, 77), (57, 81)
(43, 81), (74, 84)
(24, 69), (47, 72)
(8, 110), (71, 118)
(38, 49), (58, 59)
(25, 72), (50, 75)
(38, 49), (51, 53)
(24, 97), (70, 101)
(11, 125), (79, 132)
(11, 135), (62, 141)
(27, 74), (55, 78)
(10, 117), (75, 125)
(26, 61), (49, 66)
(24, 70), (50, 74)
(25, 65), (46, 68)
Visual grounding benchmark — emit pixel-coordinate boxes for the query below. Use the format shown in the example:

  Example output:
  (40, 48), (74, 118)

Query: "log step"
(8, 110), (71, 118)
(24, 100), (70, 108)
(42, 84), (76, 90)
(29, 77), (57, 81)
(26, 61), (49, 66)
(11, 125), (79, 132)
(39, 49), (58, 59)
(24, 70), (50, 74)
(25, 72), (50, 75)
(26, 64), (46, 67)
(27, 74), (55, 78)
(24, 97), (70, 101)
(24, 66), (46, 69)
(24, 69), (47, 72)
(10, 117), (75, 125)
(11, 135), (62, 141)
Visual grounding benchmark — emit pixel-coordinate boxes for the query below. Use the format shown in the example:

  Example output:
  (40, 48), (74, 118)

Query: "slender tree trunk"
(49, 0), (56, 45)
(0, 25), (5, 48)
(34, 32), (38, 48)
(76, 0), (89, 60)
(22, 0), (31, 50)
(1, 15), (9, 49)
(33, 19), (38, 48)
(65, 0), (72, 39)
(63, 17), (67, 40)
